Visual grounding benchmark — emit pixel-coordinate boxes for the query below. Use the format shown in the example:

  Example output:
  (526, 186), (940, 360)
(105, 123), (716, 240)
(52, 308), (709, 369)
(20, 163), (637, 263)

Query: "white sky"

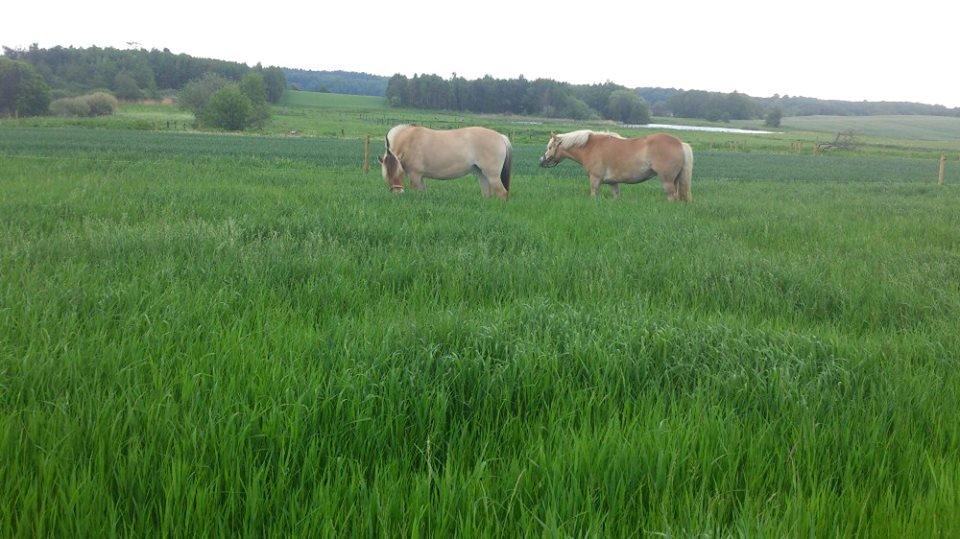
(5, 0), (959, 107)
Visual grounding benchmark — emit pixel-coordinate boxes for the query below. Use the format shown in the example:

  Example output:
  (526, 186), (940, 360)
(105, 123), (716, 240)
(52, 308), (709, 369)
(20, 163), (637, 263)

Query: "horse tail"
(500, 135), (512, 192)
(675, 142), (694, 202)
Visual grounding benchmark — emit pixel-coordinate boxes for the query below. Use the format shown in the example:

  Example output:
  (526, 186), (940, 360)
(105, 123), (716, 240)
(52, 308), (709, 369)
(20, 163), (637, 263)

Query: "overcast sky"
(6, 0), (958, 107)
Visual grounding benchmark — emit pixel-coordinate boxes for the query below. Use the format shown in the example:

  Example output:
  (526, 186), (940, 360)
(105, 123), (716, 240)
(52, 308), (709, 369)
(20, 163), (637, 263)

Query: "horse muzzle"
(390, 186), (405, 194)
(539, 156), (557, 168)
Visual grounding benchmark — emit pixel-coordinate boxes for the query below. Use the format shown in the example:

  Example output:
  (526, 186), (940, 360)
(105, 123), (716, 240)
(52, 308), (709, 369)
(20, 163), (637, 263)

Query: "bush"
(203, 85), (252, 130)
(49, 96), (91, 117)
(113, 72), (143, 101)
(240, 72), (270, 127)
(606, 90), (651, 124)
(0, 58), (50, 117)
(262, 66), (286, 103)
(84, 92), (119, 116)
(765, 107), (783, 128)
(544, 94), (597, 120)
(48, 92), (119, 117)
(179, 73), (230, 117)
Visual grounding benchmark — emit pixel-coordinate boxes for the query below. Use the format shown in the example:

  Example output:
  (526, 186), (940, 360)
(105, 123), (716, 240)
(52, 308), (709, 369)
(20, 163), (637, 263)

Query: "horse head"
(378, 151), (405, 193)
(538, 133), (563, 168)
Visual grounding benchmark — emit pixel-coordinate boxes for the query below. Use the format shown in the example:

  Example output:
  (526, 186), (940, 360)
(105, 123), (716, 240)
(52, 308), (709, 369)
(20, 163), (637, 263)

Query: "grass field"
(2, 94), (960, 535)
(278, 90), (388, 110)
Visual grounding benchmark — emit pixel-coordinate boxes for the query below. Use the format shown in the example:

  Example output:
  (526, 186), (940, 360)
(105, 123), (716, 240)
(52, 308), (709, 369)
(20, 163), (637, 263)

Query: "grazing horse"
(539, 130), (693, 201)
(378, 125), (512, 199)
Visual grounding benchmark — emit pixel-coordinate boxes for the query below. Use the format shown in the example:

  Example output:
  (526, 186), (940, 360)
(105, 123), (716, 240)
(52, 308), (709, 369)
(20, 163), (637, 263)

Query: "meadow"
(2, 94), (960, 536)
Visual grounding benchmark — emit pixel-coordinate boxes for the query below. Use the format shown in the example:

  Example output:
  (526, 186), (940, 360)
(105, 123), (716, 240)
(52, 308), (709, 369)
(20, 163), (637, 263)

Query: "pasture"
(2, 98), (960, 535)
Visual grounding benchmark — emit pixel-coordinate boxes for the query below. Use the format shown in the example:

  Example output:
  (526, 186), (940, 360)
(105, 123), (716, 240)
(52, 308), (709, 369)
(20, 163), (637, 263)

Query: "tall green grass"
(2, 127), (960, 535)
(2, 127), (958, 185)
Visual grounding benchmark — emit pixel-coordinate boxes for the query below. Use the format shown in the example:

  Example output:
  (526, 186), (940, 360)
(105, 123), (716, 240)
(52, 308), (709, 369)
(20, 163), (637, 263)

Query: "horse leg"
(658, 168), (680, 201)
(408, 173), (426, 191)
(487, 177), (509, 200)
(475, 172), (491, 197)
(490, 177), (509, 200)
(480, 166), (508, 200)
(589, 175), (602, 198)
(609, 183), (621, 199)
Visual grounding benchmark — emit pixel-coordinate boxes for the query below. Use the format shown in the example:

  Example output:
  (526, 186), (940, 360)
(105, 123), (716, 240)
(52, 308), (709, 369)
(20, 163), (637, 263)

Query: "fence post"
(939, 153), (946, 185)
(363, 135), (371, 173)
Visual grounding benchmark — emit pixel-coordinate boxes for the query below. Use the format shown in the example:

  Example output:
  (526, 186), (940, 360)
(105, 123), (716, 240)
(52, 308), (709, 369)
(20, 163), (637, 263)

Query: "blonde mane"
(386, 124), (411, 150)
(557, 129), (624, 149)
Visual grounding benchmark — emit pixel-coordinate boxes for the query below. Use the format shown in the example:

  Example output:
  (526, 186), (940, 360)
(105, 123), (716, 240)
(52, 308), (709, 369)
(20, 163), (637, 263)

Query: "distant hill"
(282, 69), (388, 96)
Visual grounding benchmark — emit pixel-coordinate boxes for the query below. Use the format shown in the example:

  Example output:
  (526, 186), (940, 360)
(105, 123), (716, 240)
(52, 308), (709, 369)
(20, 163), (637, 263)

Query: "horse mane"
(386, 124), (411, 150)
(557, 129), (624, 149)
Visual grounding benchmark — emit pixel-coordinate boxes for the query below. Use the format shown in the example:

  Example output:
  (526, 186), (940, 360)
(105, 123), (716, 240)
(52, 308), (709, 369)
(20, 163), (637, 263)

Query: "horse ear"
(377, 155), (384, 164)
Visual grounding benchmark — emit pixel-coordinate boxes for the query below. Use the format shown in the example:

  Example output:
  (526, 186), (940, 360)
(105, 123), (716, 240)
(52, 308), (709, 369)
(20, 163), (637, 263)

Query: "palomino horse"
(539, 130), (693, 201)
(378, 125), (512, 199)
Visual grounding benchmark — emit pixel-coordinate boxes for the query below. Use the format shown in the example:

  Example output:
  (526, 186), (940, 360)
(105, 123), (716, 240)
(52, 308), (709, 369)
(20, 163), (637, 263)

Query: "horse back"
(584, 133), (684, 181)
(391, 125), (509, 179)
(640, 133), (685, 169)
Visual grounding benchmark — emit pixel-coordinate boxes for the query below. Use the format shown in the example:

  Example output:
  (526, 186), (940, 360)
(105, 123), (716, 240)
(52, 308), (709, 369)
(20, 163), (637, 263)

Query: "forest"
(385, 74), (651, 123)
(283, 69), (388, 96)
(2, 45), (285, 102)
(386, 73), (960, 122)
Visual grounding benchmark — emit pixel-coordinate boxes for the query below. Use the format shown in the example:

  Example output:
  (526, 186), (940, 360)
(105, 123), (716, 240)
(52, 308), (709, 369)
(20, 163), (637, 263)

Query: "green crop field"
(278, 90), (388, 110)
(2, 94), (960, 536)
(736, 114), (960, 142)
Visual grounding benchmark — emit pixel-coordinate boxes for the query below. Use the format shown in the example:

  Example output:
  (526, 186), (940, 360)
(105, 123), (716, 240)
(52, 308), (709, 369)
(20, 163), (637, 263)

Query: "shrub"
(262, 66), (286, 103)
(606, 90), (651, 124)
(49, 96), (91, 117)
(113, 72), (143, 101)
(83, 92), (119, 116)
(0, 58), (50, 117)
(765, 107), (783, 128)
(554, 94), (597, 121)
(240, 72), (270, 128)
(203, 85), (252, 130)
(179, 73), (230, 117)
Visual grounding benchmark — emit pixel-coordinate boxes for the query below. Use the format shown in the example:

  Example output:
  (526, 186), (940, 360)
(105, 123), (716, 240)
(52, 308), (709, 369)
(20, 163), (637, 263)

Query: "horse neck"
(561, 144), (589, 165)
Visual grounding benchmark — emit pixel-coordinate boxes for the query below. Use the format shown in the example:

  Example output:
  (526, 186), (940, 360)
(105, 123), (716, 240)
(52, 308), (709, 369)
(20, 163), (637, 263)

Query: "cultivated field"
(733, 113), (960, 143)
(2, 94), (959, 535)
(776, 114), (960, 141)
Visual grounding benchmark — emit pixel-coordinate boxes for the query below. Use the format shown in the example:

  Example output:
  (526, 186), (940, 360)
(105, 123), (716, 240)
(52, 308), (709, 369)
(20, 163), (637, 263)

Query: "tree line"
(385, 74), (960, 123)
(638, 87), (960, 121)
(2, 45), (285, 106)
(386, 74), (651, 124)
(284, 69), (388, 96)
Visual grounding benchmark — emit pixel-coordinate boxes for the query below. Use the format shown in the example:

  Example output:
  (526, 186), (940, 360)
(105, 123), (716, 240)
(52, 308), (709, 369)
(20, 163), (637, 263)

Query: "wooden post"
(363, 135), (370, 173)
(938, 153), (946, 185)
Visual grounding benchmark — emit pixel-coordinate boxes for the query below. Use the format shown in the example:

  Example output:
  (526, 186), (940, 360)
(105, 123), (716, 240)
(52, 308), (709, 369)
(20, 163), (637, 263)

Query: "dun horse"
(378, 125), (512, 199)
(539, 130), (693, 201)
